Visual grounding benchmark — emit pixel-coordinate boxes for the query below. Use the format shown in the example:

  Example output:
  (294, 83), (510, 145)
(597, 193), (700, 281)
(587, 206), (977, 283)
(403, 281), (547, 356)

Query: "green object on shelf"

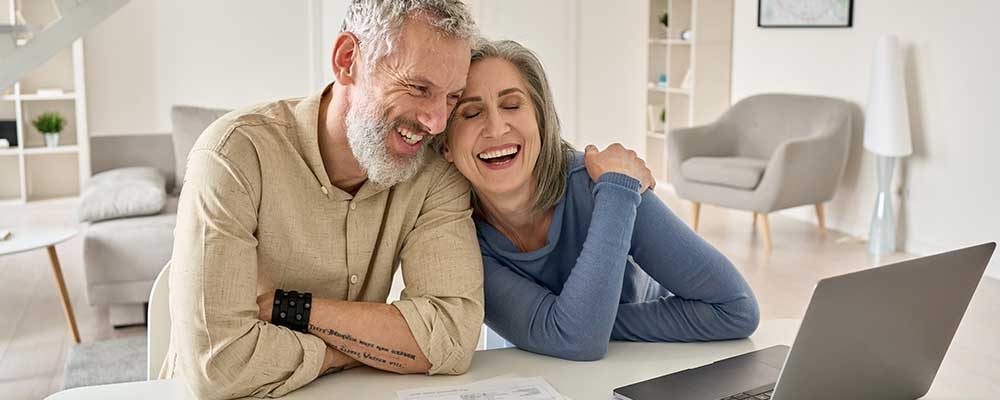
(32, 111), (65, 134)
(660, 109), (666, 122)
(660, 13), (669, 28)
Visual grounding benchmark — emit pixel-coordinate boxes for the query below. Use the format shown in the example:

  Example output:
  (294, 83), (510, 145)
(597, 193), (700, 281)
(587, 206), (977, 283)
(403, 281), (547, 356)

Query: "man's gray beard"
(344, 95), (427, 187)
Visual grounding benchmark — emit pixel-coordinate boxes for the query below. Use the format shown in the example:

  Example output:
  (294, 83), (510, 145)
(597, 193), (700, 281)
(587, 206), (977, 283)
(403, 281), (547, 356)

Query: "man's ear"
(331, 32), (361, 85)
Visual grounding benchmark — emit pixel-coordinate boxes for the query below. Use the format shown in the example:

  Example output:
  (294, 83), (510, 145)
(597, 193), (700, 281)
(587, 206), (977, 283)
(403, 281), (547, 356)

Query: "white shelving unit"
(644, 0), (733, 182)
(1, 0), (90, 204)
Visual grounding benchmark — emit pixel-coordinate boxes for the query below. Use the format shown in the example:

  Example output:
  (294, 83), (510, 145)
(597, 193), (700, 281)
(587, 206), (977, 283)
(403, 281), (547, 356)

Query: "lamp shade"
(864, 34), (913, 157)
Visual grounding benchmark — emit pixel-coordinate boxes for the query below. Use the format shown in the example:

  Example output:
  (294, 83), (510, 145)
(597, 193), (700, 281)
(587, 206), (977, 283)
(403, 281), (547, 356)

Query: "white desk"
(46, 319), (995, 399)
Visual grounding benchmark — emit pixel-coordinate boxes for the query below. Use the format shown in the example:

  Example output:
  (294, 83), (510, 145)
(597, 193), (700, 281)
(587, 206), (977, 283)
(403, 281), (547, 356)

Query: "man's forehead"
(386, 18), (471, 90)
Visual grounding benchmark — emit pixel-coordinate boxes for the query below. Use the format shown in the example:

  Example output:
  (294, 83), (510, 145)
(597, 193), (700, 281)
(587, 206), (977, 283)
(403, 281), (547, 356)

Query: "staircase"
(1, 0), (129, 91)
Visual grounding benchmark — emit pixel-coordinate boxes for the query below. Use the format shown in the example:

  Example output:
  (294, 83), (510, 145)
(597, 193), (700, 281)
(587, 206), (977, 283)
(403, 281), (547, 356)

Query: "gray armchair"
(667, 94), (852, 250)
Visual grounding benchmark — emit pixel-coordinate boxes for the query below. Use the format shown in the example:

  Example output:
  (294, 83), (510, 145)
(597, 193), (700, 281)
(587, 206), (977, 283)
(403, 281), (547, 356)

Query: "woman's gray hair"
(341, 0), (478, 69)
(437, 39), (576, 212)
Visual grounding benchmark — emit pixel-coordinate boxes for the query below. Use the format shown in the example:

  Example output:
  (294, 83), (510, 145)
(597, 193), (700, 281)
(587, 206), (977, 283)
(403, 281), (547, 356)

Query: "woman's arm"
(611, 191), (760, 342)
(483, 173), (642, 361)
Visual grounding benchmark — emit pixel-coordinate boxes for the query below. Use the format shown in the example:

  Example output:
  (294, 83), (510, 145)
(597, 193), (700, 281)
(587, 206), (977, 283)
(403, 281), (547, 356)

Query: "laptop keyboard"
(719, 383), (775, 400)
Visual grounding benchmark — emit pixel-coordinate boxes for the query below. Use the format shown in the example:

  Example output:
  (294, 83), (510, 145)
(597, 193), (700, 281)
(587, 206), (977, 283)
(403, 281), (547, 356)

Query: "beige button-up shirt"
(162, 85), (485, 399)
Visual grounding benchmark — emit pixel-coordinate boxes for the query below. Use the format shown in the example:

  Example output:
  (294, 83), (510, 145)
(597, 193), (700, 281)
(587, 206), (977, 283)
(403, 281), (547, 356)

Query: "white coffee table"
(0, 226), (81, 343)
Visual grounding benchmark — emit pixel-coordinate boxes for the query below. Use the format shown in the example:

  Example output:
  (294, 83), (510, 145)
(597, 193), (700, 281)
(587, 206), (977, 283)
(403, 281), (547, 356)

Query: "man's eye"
(502, 104), (520, 110)
(408, 85), (428, 95)
(463, 111), (481, 119)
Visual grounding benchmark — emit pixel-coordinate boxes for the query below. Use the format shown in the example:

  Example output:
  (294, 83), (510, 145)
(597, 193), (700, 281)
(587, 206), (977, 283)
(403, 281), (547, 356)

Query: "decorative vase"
(44, 132), (60, 147)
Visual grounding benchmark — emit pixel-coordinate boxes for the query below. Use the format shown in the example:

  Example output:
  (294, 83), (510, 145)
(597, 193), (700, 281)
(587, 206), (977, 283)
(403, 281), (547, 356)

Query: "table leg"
(47, 245), (81, 344)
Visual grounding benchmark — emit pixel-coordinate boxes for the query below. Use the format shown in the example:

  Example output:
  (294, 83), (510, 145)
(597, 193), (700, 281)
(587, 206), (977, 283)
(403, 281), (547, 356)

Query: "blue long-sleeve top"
(476, 152), (760, 361)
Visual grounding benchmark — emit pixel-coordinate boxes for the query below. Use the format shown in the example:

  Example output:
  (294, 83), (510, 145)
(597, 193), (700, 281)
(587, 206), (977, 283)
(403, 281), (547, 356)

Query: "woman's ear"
(331, 32), (361, 85)
(442, 144), (454, 163)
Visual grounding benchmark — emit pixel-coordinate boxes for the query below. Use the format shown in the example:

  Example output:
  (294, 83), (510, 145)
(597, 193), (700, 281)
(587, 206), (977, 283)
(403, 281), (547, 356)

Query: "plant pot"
(43, 133), (60, 148)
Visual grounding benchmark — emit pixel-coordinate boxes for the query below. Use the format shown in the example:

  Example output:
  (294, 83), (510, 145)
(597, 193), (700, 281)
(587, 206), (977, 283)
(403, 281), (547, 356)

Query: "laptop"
(613, 242), (996, 400)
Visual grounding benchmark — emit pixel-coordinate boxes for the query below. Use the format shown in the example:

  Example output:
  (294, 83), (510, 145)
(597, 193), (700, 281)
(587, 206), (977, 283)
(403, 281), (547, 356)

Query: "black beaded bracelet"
(271, 289), (312, 333)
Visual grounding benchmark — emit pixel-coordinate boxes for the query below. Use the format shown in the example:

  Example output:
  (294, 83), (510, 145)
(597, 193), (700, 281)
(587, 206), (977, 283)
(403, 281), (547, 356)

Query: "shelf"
(2, 92), (78, 101)
(647, 83), (668, 93)
(648, 83), (692, 95)
(646, 131), (667, 140)
(649, 38), (692, 46)
(0, 148), (19, 156)
(22, 145), (79, 155)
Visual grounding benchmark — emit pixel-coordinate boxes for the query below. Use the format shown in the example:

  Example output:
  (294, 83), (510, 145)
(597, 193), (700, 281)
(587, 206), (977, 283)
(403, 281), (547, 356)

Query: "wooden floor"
(1, 193), (997, 399)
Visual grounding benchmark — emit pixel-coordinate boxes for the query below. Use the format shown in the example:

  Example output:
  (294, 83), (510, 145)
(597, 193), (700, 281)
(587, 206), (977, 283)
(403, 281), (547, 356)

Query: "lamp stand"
(868, 155), (898, 255)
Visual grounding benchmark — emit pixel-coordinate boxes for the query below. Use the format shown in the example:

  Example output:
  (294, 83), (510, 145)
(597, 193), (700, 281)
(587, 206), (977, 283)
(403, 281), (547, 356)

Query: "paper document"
(397, 376), (566, 400)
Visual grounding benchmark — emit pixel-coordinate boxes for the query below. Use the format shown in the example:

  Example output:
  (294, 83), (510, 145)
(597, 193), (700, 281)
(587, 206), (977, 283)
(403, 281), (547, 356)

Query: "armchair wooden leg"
(815, 203), (827, 237)
(691, 202), (701, 231)
(758, 213), (773, 251)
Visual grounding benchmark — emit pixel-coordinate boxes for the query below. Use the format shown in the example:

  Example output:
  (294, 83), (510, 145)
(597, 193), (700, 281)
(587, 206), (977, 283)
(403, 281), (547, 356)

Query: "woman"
(435, 39), (760, 361)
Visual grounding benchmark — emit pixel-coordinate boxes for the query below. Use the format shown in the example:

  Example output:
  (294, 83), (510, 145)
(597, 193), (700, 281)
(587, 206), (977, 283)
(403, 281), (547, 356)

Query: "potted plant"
(32, 112), (66, 148)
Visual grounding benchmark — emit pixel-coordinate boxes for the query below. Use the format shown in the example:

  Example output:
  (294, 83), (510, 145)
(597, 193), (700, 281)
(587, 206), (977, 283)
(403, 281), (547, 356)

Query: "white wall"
(731, 0), (1000, 278)
(575, 0), (647, 153)
(84, 0), (315, 136)
(469, 0), (580, 145)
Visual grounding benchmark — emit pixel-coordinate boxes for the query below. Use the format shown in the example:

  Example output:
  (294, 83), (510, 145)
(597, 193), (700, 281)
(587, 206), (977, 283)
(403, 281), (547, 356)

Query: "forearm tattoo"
(309, 323), (419, 370)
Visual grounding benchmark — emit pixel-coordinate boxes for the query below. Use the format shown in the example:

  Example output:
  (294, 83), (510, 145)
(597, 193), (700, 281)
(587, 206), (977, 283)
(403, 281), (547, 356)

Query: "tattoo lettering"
(310, 323), (417, 369)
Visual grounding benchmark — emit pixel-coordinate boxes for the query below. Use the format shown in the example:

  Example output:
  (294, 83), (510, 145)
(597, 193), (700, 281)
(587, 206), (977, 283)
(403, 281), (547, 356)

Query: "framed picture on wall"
(758, 0), (854, 28)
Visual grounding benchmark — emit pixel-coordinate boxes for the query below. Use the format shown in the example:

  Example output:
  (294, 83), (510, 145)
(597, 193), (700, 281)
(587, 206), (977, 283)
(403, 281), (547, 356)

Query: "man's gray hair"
(341, 0), (478, 69)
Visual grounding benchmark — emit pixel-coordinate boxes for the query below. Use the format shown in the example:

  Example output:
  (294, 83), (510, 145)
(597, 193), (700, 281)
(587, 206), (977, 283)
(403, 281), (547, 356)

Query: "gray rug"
(63, 335), (147, 390)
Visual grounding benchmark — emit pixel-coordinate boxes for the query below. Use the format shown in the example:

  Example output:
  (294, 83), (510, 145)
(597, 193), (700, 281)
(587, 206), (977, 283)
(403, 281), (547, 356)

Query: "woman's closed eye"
(461, 107), (483, 119)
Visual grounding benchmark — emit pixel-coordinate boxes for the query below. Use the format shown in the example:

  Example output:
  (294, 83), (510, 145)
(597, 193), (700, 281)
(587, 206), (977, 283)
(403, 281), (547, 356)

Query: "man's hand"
(584, 143), (656, 193)
(256, 291), (275, 322)
(320, 346), (363, 375)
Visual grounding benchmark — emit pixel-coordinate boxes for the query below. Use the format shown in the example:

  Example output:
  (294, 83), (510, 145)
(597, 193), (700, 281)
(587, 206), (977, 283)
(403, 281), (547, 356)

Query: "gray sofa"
(83, 106), (229, 327)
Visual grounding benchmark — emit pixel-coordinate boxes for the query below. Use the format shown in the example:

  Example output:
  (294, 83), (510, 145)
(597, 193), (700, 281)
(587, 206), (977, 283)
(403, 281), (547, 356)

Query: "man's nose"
(417, 97), (449, 135)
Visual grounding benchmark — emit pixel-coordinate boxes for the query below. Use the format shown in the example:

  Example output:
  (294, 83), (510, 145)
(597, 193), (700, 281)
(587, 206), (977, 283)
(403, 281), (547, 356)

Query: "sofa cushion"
(79, 167), (167, 223)
(681, 157), (769, 190)
(171, 106), (231, 192)
(83, 196), (177, 305)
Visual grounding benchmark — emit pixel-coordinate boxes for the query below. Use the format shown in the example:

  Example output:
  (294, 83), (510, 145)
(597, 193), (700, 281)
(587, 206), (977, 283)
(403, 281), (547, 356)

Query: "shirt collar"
(291, 82), (392, 201)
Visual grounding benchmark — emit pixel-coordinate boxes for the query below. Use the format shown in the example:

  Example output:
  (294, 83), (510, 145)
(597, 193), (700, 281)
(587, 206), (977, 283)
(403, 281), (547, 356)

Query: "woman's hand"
(584, 143), (656, 193)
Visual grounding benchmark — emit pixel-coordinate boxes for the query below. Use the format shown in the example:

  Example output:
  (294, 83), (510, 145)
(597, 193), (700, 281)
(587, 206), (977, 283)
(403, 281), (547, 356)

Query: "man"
(161, 1), (484, 399)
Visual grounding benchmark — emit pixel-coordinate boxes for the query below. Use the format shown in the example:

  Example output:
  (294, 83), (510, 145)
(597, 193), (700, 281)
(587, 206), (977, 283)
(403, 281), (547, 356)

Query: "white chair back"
(147, 263), (171, 380)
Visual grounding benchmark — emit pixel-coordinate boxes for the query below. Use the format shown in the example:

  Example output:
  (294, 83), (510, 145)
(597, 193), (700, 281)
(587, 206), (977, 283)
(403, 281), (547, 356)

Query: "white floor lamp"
(864, 34), (913, 255)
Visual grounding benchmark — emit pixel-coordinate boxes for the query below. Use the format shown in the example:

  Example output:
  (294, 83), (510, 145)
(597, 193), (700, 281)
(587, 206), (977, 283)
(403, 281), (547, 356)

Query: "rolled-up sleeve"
(392, 164), (484, 375)
(169, 145), (327, 399)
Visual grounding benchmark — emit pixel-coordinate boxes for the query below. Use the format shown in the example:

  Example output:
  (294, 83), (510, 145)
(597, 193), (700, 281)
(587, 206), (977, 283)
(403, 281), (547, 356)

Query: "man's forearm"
(307, 298), (432, 374)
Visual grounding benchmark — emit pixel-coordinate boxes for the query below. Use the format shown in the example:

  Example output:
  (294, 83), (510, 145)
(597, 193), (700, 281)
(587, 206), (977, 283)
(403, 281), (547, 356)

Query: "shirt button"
(320, 186), (329, 195)
(350, 203), (357, 210)
(349, 274), (359, 285)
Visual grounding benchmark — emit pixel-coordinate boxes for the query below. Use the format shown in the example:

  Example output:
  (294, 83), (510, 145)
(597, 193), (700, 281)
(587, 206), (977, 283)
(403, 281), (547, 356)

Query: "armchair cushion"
(681, 157), (769, 191)
(78, 167), (166, 223)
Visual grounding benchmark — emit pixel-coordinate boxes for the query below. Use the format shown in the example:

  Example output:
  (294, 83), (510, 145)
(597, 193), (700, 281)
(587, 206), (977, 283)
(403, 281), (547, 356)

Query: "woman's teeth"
(478, 146), (519, 160)
(398, 127), (424, 145)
